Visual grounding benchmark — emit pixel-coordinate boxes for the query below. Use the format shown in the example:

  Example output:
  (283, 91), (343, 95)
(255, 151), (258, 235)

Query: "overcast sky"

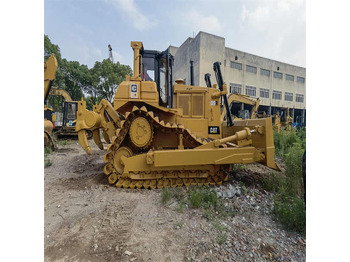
(44, 0), (305, 69)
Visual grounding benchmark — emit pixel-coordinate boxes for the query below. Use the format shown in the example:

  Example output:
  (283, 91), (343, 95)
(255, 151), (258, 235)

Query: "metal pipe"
(214, 128), (251, 147)
(213, 61), (233, 126)
(190, 60), (194, 86)
(205, 73), (212, 88)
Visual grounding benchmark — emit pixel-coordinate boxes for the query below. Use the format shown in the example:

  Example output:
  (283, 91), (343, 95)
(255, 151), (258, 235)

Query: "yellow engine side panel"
(174, 83), (222, 140)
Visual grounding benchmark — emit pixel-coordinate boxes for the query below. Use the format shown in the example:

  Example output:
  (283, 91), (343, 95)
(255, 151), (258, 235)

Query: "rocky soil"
(44, 141), (305, 262)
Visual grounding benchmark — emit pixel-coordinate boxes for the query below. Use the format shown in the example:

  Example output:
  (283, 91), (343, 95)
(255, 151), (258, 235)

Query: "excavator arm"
(220, 93), (260, 122)
(250, 98), (260, 119)
(49, 87), (73, 102)
(44, 54), (58, 104)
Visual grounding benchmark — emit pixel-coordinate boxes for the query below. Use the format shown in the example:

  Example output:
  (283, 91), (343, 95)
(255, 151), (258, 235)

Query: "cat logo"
(208, 126), (220, 134)
(130, 84), (138, 98)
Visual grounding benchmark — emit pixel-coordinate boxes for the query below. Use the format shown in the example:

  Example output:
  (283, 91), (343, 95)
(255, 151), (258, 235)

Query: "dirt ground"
(44, 141), (305, 262)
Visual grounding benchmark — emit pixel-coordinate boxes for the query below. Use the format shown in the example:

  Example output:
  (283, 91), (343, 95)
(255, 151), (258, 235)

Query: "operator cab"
(63, 102), (78, 127)
(140, 49), (174, 108)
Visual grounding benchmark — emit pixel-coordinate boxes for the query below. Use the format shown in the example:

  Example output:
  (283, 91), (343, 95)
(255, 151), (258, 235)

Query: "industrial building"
(168, 32), (306, 125)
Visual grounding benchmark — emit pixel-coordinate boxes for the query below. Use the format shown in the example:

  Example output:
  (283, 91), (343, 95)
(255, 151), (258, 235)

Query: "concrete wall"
(222, 47), (306, 109)
(198, 32), (225, 87)
(172, 37), (201, 86)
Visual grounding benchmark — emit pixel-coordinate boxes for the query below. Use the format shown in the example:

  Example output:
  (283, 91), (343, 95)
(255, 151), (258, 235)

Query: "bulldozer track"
(103, 106), (228, 189)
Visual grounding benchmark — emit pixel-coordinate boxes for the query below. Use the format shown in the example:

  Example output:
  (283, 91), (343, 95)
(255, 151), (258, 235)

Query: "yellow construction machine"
(44, 54), (58, 148)
(49, 87), (82, 138)
(273, 108), (293, 132)
(75, 41), (280, 189)
(220, 93), (260, 122)
(283, 107), (294, 130)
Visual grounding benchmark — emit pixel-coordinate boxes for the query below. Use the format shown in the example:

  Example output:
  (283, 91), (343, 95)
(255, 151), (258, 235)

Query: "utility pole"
(108, 44), (114, 63)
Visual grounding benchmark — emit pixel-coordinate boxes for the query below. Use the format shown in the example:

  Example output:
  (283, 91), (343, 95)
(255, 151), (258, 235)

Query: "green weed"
(269, 128), (306, 234)
(176, 201), (185, 213)
(274, 129), (303, 157)
(235, 164), (247, 171)
(176, 221), (184, 228)
(173, 187), (184, 202)
(44, 158), (52, 168)
(212, 221), (228, 245)
(274, 194), (306, 233)
(161, 188), (172, 205)
(188, 189), (203, 208)
(285, 143), (304, 196)
(44, 146), (52, 155)
(263, 171), (284, 193)
(188, 187), (220, 209)
(58, 140), (74, 145)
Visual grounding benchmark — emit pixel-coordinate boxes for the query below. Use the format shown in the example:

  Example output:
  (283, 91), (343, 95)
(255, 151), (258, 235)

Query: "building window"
(260, 68), (270, 77)
(296, 94), (304, 103)
(285, 92), (293, 101)
(230, 61), (242, 70)
(286, 74), (294, 81)
(297, 76), (305, 83)
(273, 71), (283, 79)
(260, 88), (269, 98)
(245, 85), (256, 97)
(246, 65), (257, 74)
(230, 83), (242, 94)
(272, 90), (282, 100)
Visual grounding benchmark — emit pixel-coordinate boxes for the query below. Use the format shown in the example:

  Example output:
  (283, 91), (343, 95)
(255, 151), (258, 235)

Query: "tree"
(90, 59), (132, 104)
(44, 34), (62, 63)
(44, 35), (93, 111)
(44, 34), (133, 111)
(85, 95), (103, 111)
(60, 59), (91, 101)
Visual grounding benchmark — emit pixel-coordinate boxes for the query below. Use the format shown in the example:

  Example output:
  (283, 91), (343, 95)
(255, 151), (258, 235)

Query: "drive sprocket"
(129, 116), (153, 150)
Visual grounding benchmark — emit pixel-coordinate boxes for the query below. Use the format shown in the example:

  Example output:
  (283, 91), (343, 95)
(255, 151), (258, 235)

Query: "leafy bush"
(274, 193), (306, 233)
(285, 143), (304, 196)
(274, 129), (301, 157)
(269, 128), (306, 234)
(263, 171), (284, 193)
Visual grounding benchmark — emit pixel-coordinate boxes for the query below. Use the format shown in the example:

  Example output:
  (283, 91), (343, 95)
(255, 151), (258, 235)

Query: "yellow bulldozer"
(75, 41), (280, 189)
